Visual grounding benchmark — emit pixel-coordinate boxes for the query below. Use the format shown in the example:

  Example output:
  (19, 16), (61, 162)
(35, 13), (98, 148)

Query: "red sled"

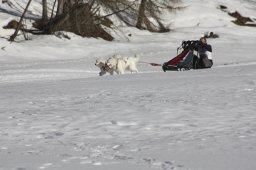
(162, 40), (199, 71)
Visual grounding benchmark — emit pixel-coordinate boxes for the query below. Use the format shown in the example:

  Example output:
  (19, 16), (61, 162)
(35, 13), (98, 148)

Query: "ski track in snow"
(0, 68), (97, 83)
(1, 60), (256, 84)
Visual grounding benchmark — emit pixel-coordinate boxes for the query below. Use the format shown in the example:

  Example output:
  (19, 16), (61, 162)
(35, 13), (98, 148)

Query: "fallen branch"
(9, 0), (33, 42)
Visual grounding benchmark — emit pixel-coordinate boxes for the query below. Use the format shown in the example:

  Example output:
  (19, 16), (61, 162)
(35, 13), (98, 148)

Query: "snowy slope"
(1, 0), (256, 170)
(1, 64), (256, 170)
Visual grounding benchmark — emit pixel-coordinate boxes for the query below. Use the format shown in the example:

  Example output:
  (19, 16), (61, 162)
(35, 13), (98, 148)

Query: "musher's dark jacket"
(194, 42), (213, 68)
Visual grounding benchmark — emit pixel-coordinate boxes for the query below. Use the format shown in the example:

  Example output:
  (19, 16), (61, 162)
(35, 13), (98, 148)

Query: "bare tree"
(136, 0), (182, 32)
(88, 0), (137, 26)
(42, 1), (115, 40)
(12, 0), (182, 42)
(56, 0), (79, 16)
(40, 0), (135, 40)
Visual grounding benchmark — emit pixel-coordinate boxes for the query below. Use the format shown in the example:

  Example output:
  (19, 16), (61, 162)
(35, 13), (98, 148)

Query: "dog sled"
(162, 40), (205, 71)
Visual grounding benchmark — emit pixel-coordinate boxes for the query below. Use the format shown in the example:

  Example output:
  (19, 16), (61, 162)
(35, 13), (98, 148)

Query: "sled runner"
(162, 40), (201, 72)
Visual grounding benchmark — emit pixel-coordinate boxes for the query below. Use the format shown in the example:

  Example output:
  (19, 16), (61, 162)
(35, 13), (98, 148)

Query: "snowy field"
(1, 0), (256, 170)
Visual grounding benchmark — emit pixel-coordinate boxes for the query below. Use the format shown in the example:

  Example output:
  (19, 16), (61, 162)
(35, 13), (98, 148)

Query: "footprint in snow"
(114, 154), (133, 160)
(143, 157), (156, 164)
(142, 158), (183, 170)
(110, 120), (138, 126)
(246, 80), (256, 85)
(16, 168), (26, 170)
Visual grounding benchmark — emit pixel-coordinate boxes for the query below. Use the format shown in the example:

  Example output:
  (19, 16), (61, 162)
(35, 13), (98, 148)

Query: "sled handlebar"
(181, 40), (202, 50)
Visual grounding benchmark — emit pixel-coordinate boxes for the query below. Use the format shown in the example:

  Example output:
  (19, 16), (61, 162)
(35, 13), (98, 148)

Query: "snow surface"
(1, 0), (256, 170)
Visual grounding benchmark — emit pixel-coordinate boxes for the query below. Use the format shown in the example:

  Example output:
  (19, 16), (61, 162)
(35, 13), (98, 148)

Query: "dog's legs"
(110, 70), (114, 75)
(117, 70), (124, 75)
(133, 68), (138, 73)
(129, 65), (138, 74)
(130, 69), (138, 74)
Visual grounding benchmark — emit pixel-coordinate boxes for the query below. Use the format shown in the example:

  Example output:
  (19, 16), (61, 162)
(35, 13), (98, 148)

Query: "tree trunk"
(50, 0), (58, 20)
(9, 0), (33, 41)
(42, 0), (48, 23)
(57, 0), (65, 16)
(136, 0), (147, 29)
(57, 0), (78, 16)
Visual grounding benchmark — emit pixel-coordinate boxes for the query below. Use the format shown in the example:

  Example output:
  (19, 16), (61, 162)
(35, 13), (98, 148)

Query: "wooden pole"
(9, 0), (33, 42)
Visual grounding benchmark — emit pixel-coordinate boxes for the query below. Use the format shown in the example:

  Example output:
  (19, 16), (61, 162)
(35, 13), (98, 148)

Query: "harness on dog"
(101, 64), (111, 72)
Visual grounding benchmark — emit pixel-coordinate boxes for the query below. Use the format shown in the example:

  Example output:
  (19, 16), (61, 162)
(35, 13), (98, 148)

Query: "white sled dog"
(106, 54), (140, 75)
(95, 58), (108, 76)
(95, 55), (120, 76)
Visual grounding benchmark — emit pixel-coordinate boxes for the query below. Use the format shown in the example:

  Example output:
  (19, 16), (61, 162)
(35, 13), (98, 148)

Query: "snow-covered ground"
(1, 0), (256, 170)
